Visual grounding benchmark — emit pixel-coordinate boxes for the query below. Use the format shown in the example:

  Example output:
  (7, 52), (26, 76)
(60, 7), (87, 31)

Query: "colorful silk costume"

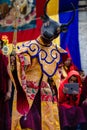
(11, 36), (67, 130)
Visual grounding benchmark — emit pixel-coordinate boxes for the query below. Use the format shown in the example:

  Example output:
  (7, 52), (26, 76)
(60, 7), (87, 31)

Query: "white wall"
(79, 11), (87, 74)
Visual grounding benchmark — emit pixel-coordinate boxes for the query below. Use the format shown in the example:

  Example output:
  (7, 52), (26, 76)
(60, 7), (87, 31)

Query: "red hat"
(62, 47), (72, 62)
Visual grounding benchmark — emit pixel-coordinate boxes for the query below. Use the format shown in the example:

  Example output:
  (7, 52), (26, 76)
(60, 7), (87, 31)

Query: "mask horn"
(61, 3), (76, 32)
(66, 3), (75, 26)
(41, 0), (50, 21)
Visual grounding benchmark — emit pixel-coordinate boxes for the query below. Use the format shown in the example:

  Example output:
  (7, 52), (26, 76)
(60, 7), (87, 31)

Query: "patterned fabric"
(11, 36), (64, 130)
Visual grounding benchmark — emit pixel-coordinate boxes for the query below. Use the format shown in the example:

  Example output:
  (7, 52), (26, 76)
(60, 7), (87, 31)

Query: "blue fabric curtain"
(59, 0), (81, 70)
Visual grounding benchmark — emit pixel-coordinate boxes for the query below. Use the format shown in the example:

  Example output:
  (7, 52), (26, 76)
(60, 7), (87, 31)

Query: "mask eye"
(44, 21), (50, 27)
(57, 27), (61, 33)
(61, 25), (68, 32)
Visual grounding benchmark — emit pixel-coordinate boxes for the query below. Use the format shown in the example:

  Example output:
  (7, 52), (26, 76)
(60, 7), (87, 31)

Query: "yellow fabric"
(41, 74), (60, 130)
(53, 69), (61, 88)
(11, 91), (22, 130)
(42, 101), (60, 130)
(47, 0), (58, 15)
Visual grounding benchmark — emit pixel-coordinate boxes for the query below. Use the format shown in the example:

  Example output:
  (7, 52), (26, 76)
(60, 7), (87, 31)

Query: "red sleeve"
(74, 88), (81, 105)
(58, 82), (66, 103)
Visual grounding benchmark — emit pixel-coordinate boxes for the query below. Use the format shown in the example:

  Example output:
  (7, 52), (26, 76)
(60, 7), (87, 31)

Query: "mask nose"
(43, 31), (53, 39)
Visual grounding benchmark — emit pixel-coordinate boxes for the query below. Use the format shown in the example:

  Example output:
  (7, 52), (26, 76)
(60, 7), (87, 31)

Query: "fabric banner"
(0, 0), (46, 42)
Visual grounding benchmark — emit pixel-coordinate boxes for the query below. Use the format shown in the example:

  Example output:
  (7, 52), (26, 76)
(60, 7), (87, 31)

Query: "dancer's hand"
(4, 91), (11, 101)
